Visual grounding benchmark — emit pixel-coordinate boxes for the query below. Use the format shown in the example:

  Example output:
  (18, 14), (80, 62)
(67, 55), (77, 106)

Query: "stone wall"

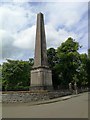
(2, 90), (71, 103)
(2, 88), (88, 103)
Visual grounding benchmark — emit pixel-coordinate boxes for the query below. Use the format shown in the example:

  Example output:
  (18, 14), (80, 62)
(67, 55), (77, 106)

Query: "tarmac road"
(2, 92), (88, 118)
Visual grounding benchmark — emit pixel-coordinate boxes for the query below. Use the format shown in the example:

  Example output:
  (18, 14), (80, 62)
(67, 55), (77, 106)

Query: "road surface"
(2, 92), (88, 118)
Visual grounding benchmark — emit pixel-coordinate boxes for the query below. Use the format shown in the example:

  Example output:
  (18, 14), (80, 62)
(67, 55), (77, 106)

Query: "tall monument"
(31, 13), (52, 90)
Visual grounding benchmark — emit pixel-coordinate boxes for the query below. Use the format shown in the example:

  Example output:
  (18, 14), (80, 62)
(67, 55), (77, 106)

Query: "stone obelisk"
(31, 13), (52, 90)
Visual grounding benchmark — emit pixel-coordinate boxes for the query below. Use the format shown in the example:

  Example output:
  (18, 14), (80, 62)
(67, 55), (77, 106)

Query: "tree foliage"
(47, 48), (59, 89)
(47, 37), (88, 89)
(2, 59), (33, 91)
(56, 38), (81, 88)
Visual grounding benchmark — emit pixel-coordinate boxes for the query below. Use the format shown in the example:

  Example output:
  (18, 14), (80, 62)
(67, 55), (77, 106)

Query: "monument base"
(30, 67), (53, 91)
(29, 86), (53, 91)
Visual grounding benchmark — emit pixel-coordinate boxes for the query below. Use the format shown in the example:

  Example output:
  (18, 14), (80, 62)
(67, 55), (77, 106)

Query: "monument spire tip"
(38, 12), (43, 15)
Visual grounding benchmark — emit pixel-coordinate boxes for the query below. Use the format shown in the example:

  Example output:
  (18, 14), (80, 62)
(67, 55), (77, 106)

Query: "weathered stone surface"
(34, 13), (48, 67)
(2, 89), (88, 103)
(31, 13), (52, 89)
(31, 68), (52, 87)
(2, 90), (71, 103)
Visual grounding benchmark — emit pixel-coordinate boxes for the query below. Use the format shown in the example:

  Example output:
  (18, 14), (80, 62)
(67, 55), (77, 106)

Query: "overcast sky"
(0, 0), (89, 63)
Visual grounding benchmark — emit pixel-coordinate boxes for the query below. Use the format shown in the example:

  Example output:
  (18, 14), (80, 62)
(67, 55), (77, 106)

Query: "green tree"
(88, 49), (90, 58)
(86, 49), (90, 89)
(77, 54), (88, 88)
(2, 59), (33, 91)
(47, 48), (59, 89)
(47, 48), (58, 68)
(56, 37), (81, 88)
(29, 58), (34, 66)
